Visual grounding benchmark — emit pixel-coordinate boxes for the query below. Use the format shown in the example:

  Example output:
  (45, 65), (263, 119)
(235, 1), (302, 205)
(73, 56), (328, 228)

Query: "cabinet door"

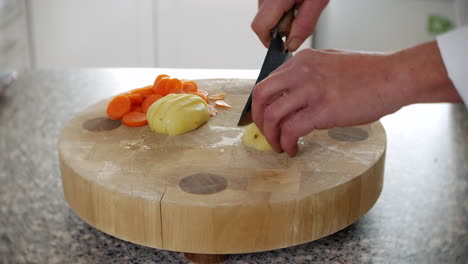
(155, 0), (311, 69)
(315, 0), (456, 51)
(155, 1), (263, 69)
(28, 1), (311, 69)
(29, 0), (154, 68)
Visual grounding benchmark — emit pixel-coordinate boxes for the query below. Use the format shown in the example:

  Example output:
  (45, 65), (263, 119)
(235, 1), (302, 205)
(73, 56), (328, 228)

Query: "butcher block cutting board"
(59, 79), (386, 254)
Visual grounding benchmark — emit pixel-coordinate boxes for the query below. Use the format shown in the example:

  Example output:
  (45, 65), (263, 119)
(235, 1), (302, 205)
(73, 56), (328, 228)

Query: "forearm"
(387, 41), (462, 106)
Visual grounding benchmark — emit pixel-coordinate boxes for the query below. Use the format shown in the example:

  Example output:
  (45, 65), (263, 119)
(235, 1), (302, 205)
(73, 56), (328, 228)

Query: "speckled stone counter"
(1, 69), (467, 264)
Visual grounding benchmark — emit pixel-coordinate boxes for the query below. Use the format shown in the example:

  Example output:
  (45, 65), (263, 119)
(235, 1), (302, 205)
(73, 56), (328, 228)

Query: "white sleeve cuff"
(437, 25), (468, 106)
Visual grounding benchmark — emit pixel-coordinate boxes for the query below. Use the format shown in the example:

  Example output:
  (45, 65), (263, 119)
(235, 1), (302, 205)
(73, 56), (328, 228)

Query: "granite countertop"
(1, 69), (467, 264)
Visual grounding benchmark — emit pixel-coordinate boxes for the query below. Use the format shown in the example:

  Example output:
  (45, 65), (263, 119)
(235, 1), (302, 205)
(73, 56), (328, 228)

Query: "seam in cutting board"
(159, 187), (167, 249)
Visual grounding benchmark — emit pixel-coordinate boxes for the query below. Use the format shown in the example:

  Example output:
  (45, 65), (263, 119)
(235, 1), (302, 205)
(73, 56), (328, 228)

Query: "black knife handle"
(277, 7), (296, 38)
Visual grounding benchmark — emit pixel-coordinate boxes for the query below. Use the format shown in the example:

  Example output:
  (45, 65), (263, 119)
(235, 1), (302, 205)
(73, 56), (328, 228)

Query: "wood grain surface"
(59, 79), (386, 254)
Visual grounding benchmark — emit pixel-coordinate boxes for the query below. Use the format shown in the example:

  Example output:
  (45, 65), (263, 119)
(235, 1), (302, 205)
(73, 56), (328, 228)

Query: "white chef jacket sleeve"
(436, 25), (468, 106)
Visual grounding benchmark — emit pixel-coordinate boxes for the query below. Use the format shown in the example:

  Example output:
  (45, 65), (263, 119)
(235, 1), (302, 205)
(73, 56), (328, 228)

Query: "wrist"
(389, 41), (461, 105)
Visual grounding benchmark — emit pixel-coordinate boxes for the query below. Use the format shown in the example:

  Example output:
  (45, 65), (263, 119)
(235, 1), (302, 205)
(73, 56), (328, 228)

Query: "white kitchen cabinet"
(28, 0), (263, 69)
(155, 0), (311, 69)
(13, 0), (459, 69)
(315, 0), (456, 52)
(28, 0), (154, 68)
(26, 0), (311, 69)
(155, 0), (265, 69)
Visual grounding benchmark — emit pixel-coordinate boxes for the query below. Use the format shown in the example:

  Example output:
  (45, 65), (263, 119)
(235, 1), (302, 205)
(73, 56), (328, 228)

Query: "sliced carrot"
(168, 88), (185, 94)
(130, 105), (143, 113)
(215, 100), (232, 108)
(128, 93), (144, 105)
(153, 75), (170, 93)
(122, 112), (148, 127)
(155, 74), (170, 84)
(142, 94), (163, 113)
(208, 93), (226, 100)
(189, 92), (210, 103)
(198, 90), (209, 97)
(165, 78), (183, 92)
(153, 78), (170, 96)
(130, 86), (154, 97)
(106, 95), (132, 120)
(182, 81), (198, 93)
(208, 104), (217, 116)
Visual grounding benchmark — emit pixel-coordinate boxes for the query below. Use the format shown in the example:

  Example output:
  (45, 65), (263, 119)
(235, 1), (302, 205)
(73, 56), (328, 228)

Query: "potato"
(242, 123), (272, 151)
(146, 94), (210, 136)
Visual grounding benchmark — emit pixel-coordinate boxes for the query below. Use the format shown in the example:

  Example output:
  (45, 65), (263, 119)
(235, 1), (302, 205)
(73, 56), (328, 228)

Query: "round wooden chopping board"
(59, 79), (386, 254)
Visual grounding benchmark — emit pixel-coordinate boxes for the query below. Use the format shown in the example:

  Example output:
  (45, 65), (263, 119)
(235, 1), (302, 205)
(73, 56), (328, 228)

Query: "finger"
(252, 0), (295, 48)
(286, 0), (329, 51)
(280, 106), (324, 156)
(251, 66), (293, 132)
(258, 0), (264, 8)
(262, 92), (307, 153)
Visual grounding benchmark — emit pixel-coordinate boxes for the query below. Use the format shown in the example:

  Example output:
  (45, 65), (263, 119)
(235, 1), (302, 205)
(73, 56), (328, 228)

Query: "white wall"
(28, 0), (154, 68)
(315, 0), (456, 52)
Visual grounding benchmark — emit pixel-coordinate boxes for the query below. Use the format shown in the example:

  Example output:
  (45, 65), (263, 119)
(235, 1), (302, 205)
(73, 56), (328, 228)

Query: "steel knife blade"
(237, 9), (294, 126)
(237, 35), (290, 126)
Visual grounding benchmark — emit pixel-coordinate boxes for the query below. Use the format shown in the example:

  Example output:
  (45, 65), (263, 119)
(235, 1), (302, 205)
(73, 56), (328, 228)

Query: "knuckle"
(298, 64), (311, 74)
(251, 19), (260, 33)
(273, 0), (286, 7)
(281, 119), (296, 138)
(294, 20), (314, 36)
(305, 0), (330, 9)
(291, 60), (311, 75)
(292, 50), (319, 74)
(322, 48), (342, 53)
(281, 116), (306, 141)
(252, 84), (267, 102)
(293, 49), (310, 62)
(295, 48), (313, 58)
(263, 107), (279, 123)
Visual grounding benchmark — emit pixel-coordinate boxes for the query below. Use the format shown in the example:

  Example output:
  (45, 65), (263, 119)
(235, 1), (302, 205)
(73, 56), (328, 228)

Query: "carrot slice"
(182, 81), (198, 93)
(189, 92), (210, 103)
(165, 78), (183, 92)
(128, 94), (144, 105)
(106, 95), (132, 120)
(130, 105), (143, 113)
(122, 112), (148, 127)
(215, 100), (232, 108)
(155, 74), (170, 84)
(130, 86), (154, 97)
(142, 94), (163, 113)
(153, 75), (170, 92)
(153, 78), (170, 96)
(198, 90), (209, 97)
(208, 104), (217, 116)
(168, 88), (185, 94)
(208, 93), (226, 100)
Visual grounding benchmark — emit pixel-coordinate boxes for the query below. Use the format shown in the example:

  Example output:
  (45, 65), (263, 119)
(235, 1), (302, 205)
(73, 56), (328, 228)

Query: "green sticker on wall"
(427, 15), (454, 35)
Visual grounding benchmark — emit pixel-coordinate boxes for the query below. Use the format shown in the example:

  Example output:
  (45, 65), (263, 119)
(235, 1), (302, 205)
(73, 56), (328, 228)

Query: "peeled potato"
(242, 123), (272, 151)
(146, 94), (210, 136)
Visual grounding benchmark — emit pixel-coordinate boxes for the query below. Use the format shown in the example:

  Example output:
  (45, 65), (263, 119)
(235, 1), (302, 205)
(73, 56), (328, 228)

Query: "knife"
(237, 8), (295, 126)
